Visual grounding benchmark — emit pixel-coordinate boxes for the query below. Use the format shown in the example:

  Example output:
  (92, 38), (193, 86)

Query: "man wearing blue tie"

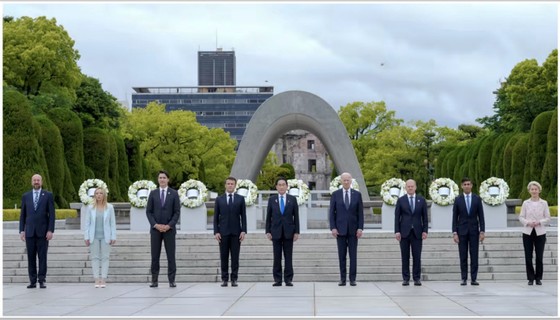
(266, 177), (300, 287)
(452, 177), (485, 286)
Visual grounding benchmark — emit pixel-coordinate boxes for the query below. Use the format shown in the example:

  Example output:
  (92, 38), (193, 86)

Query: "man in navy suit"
(214, 176), (247, 287)
(395, 179), (428, 286)
(19, 174), (55, 289)
(146, 170), (181, 288)
(329, 172), (364, 286)
(452, 177), (485, 286)
(266, 177), (300, 286)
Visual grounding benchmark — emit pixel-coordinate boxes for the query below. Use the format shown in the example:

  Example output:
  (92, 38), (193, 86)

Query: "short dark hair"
(158, 170), (169, 179)
(461, 177), (471, 184)
(275, 177), (288, 185)
(226, 176), (237, 184)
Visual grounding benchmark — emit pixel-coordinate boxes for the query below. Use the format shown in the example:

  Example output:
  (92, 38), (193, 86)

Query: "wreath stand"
(130, 206), (150, 231)
(180, 203), (207, 231)
(430, 203), (453, 231)
(482, 203), (507, 229)
(381, 203), (396, 230)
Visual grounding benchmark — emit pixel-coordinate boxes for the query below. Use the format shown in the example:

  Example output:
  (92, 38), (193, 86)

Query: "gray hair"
(527, 181), (542, 192)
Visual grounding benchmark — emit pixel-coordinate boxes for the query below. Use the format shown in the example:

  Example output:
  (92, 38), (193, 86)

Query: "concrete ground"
(3, 280), (557, 318)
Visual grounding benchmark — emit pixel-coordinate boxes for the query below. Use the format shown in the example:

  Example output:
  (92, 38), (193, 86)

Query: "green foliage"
(114, 133), (130, 201)
(490, 133), (513, 177)
(107, 133), (121, 201)
(502, 134), (522, 181)
(3, 209), (77, 221)
(280, 163), (296, 179)
(541, 109), (557, 205)
(476, 135), (495, 184)
(509, 134), (529, 198)
(522, 111), (554, 201)
(73, 75), (123, 129)
(83, 127), (111, 190)
(125, 138), (144, 182)
(257, 153), (292, 190)
(3, 16), (81, 98)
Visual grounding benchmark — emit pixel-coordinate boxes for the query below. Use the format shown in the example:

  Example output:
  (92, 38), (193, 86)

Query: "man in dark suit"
(266, 177), (300, 287)
(19, 174), (55, 289)
(452, 177), (485, 286)
(214, 176), (247, 287)
(329, 172), (364, 286)
(395, 179), (428, 286)
(146, 170), (181, 288)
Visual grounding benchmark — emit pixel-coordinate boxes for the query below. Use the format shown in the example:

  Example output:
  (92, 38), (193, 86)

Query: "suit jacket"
(19, 189), (55, 237)
(394, 194), (428, 238)
(452, 193), (485, 235)
(213, 193), (247, 236)
(329, 188), (364, 236)
(84, 203), (117, 244)
(146, 187), (180, 230)
(266, 194), (300, 240)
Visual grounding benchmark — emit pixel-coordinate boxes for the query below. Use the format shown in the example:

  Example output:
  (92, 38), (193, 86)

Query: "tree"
(73, 75), (123, 129)
(541, 109), (557, 205)
(257, 152), (292, 190)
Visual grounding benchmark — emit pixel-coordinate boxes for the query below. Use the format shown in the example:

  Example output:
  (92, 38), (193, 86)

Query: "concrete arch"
(231, 90), (369, 200)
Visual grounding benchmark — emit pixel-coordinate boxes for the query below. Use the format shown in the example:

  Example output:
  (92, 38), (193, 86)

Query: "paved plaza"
(3, 280), (557, 318)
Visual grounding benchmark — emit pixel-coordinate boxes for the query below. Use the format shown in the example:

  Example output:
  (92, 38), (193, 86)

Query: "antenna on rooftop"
(215, 29), (218, 50)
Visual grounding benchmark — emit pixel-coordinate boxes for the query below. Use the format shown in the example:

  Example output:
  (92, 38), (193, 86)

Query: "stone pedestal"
(180, 204), (207, 231)
(483, 203), (507, 229)
(381, 203), (396, 230)
(246, 205), (257, 231)
(430, 203), (453, 231)
(130, 206), (150, 232)
(299, 206), (308, 231)
(80, 204), (89, 231)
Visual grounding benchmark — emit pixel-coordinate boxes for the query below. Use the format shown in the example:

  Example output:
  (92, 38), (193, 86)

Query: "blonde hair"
(93, 187), (108, 210)
(527, 181), (542, 192)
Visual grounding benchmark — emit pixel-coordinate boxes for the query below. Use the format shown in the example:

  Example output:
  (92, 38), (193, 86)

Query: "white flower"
(429, 178), (459, 206)
(78, 179), (109, 206)
(380, 178), (406, 206)
(178, 179), (209, 208)
(329, 175), (359, 194)
(128, 180), (157, 208)
(287, 179), (311, 206)
(235, 179), (258, 207)
(479, 177), (509, 206)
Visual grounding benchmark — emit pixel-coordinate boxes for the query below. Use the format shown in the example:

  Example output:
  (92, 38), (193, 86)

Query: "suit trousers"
(26, 235), (49, 284)
(150, 228), (176, 282)
(336, 235), (358, 282)
(522, 229), (546, 281)
(90, 239), (111, 279)
(272, 237), (294, 283)
(219, 234), (241, 281)
(458, 231), (479, 281)
(399, 231), (422, 281)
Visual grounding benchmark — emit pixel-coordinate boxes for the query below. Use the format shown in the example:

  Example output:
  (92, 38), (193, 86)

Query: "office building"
(198, 50), (236, 86)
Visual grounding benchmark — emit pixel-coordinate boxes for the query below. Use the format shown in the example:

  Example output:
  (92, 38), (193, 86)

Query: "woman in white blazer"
(84, 187), (117, 288)
(518, 181), (550, 286)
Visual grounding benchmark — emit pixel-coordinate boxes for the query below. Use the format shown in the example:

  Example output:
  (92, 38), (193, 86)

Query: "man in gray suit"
(146, 170), (180, 288)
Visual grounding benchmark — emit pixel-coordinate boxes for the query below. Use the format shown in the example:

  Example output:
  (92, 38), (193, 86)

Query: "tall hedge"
(541, 109), (557, 205)
(107, 133), (121, 201)
(125, 138), (144, 182)
(452, 146), (468, 182)
(490, 133), (513, 177)
(47, 108), (85, 193)
(114, 133), (130, 201)
(502, 133), (522, 182)
(509, 134), (530, 198)
(476, 135), (495, 184)
(83, 127), (111, 192)
(3, 90), (50, 208)
(467, 140), (483, 186)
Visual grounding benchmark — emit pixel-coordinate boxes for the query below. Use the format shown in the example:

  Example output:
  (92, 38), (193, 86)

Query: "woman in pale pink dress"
(518, 181), (550, 286)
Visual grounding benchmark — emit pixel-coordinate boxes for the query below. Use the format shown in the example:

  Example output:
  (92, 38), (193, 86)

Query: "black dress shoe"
(272, 282), (282, 287)
(528, 280), (534, 285)
(414, 280), (422, 286)
(338, 281), (346, 286)
(27, 283), (36, 289)
(39, 282), (46, 289)
(350, 281), (357, 286)
(471, 280), (479, 286)
(285, 282), (293, 286)
(536, 280), (542, 285)
(231, 281), (238, 287)
(169, 282), (176, 287)
(460, 280), (467, 286)
(221, 281), (228, 287)
(402, 281), (409, 286)
(149, 282), (158, 288)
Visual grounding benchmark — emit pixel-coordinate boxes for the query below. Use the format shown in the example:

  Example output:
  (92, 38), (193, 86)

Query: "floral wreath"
(78, 179), (109, 206)
(287, 179), (311, 206)
(329, 175), (359, 194)
(178, 179), (209, 208)
(235, 179), (258, 207)
(429, 177), (459, 206)
(479, 177), (509, 206)
(380, 178), (406, 206)
(128, 180), (157, 208)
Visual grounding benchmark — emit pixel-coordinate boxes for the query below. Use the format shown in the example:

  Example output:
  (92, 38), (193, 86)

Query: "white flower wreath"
(128, 180), (157, 208)
(235, 179), (258, 207)
(479, 177), (510, 206)
(287, 179), (311, 206)
(178, 179), (209, 208)
(380, 178), (406, 206)
(329, 175), (359, 194)
(429, 177), (459, 206)
(78, 179), (109, 206)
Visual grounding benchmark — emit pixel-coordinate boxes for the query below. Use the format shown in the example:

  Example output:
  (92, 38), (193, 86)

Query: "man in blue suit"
(395, 179), (428, 286)
(452, 177), (485, 286)
(266, 177), (300, 287)
(19, 174), (55, 289)
(329, 172), (364, 286)
(146, 170), (181, 288)
(214, 176), (247, 287)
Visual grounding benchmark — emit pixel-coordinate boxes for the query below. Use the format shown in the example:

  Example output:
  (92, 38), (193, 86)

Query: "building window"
(308, 159), (316, 173)
(308, 181), (316, 190)
(307, 140), (315, 150)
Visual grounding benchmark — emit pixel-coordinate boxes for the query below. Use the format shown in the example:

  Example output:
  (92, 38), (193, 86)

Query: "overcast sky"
(3, 2), (558, 128)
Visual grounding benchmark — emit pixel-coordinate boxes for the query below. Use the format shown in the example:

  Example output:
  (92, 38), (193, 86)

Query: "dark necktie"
(160, 189), (165, 207)
(466, 195), (471, 214)
(409, 196), (414, 212)
(344, 190), (350, 210)
(228, 194), (233, 206)
(34, 191), (39, 210)
(280, 196), (285, 214)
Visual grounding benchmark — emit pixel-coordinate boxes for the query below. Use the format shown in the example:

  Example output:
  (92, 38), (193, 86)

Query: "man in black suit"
(329, 172), (364, 286)
(395, 179), (428, 286)
(146, 170), (181, 288)
(266, 177), (300, 287)
(452, 177), (485, 286)
(19, 174), (55, 289)
(214, 176), (247, 287)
